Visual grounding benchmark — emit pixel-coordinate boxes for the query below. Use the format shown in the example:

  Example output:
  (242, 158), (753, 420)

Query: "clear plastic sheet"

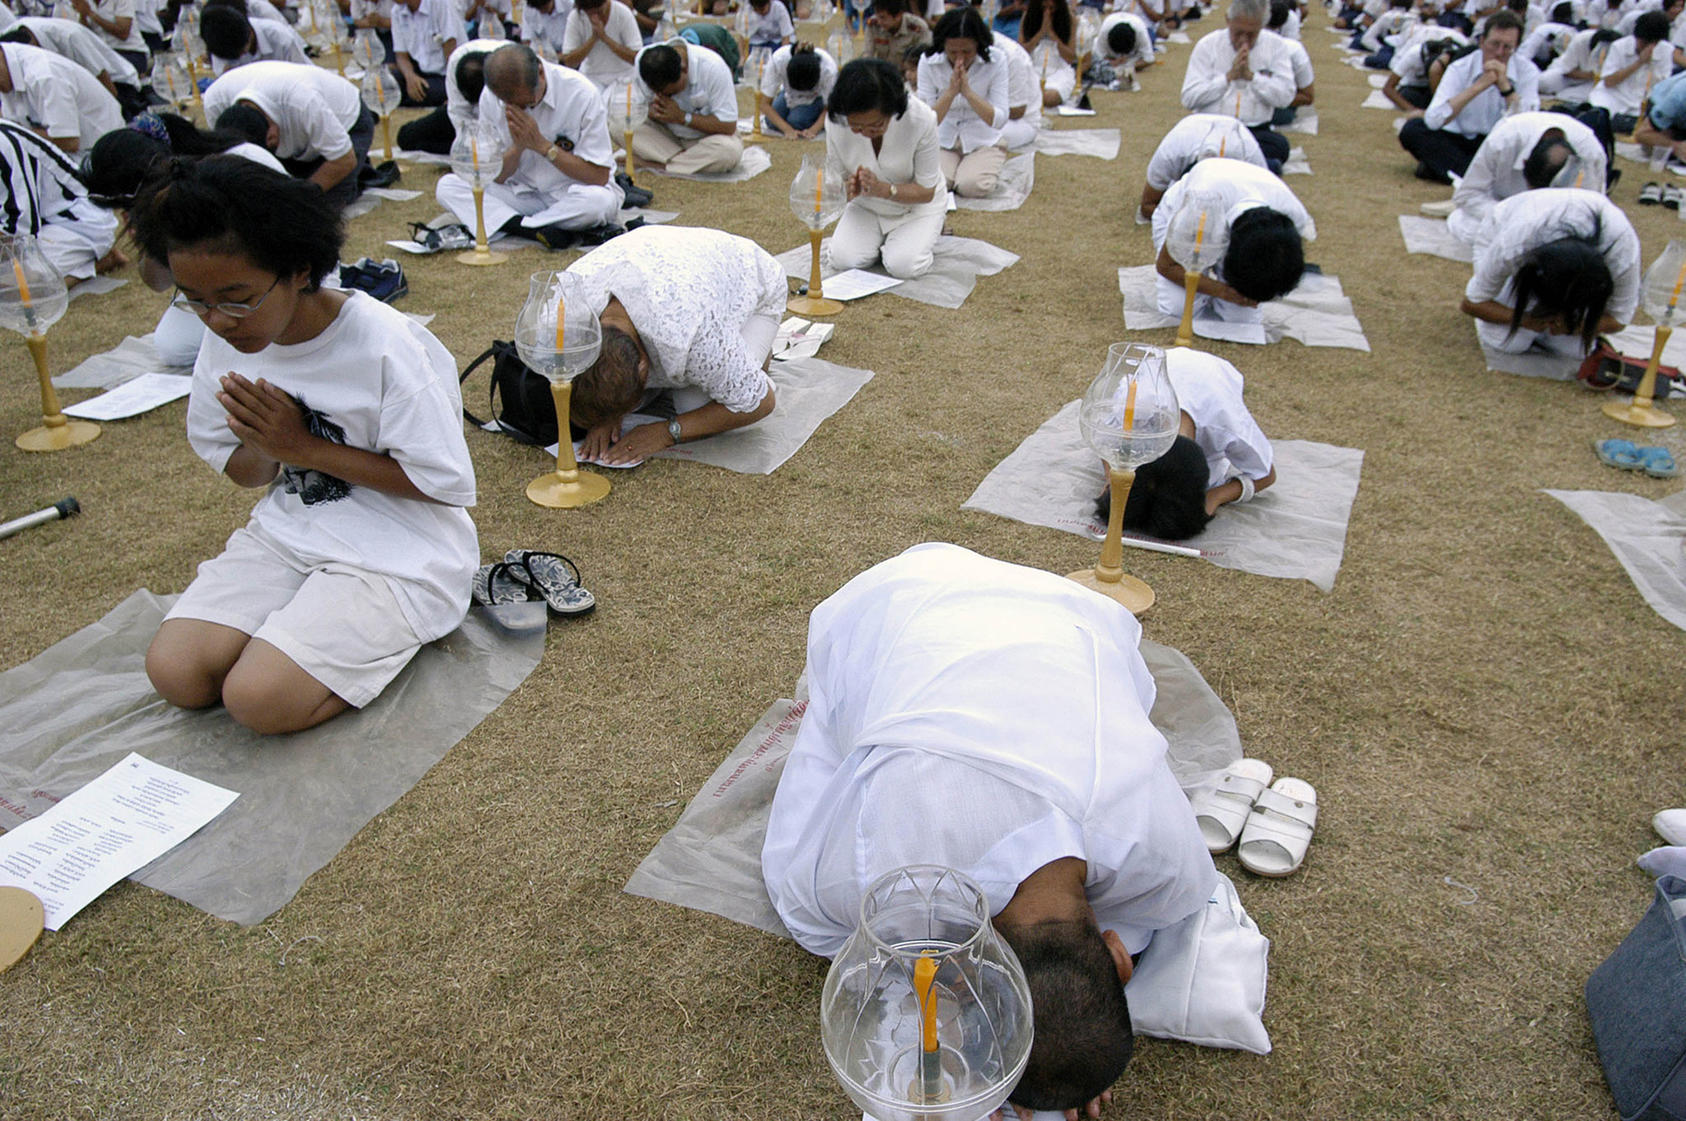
(1032, 128), (1121, 159)
(1119, 265), (1373, 352)
(0, 592), (546, 925)
(954, 152), (1035, 212)
(962, 400), (1364, 592)
(1546, 486), (1686, 633)
(775, 235), (1020, 310)
(1398, 215), (1474, 263)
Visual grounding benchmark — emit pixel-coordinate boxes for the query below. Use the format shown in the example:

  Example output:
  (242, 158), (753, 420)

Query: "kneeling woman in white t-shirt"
(131, 156), (479, 735)
(824, 57), (945, 279)
(1096, 346), (1276, 539)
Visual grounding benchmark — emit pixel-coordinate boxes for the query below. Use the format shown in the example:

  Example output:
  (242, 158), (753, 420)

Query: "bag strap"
(460, 344), (499, 429)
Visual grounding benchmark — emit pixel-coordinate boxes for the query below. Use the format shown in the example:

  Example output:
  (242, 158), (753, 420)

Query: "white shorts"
(165, 524), (425, 708)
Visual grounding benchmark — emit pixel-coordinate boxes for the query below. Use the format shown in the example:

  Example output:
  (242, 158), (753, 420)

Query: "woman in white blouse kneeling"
(569, 225), (786, 466)
(825, 57), (946, 280)
(916, 6), (1010, 199)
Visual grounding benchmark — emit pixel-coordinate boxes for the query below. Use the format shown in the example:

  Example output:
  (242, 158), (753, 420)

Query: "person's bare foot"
(95, 245), (130, 274)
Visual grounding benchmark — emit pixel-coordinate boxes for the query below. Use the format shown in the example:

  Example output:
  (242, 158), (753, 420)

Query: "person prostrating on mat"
(1094, 346), (1276, 539)
(133, 156), (478, 735)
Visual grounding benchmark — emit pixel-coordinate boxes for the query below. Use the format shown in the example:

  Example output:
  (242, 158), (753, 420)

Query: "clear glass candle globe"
(1195, 118), (1251, 164)
(151, 58), (194, 106)
(514, 270), (602, 385)
(1075, 10), (1100, 55)
(361, 65), (402, 115)
(606, 78), (649, 134)
(479, 13), (507, 40)
(1641, 239), (1686, 329)
(0, 234), (69, 338)
(352, 29), (388, 69)
(827, 28), (855, 64)
(790, 155), (846, 230)
(1078, 343), (1180, 472)
(1164, 189), (1229, 274)
(820, 866), (1033, 1121)
(450, 121), (506, 188)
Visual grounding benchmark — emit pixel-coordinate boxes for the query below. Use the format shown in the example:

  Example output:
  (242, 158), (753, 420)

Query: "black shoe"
(616, 171), (653, 209)
(359, 159), (401, 189)
(575, 223), (626, 247)
(1413, 160), (1452, 185)
(529, 222), (581, 251)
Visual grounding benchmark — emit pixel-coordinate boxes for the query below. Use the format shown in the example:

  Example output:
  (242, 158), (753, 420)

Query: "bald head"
(486, 42), (542, 103)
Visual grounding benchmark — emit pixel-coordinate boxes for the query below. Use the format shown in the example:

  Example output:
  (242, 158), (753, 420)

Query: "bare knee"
(146, 629), (230, 710)
(221, 662), (346, 736)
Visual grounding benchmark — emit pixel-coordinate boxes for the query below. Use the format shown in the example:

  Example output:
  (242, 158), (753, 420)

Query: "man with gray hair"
(434, 42), (624, 250)
(1179, 0), (1298, 171)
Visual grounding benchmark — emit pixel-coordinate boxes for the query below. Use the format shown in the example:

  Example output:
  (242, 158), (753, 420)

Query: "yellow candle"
(13, 258), (31, 305)
(471, 133), (480, 171)
(1669, 259), (1686, 310)
(1194, 210), (1206, 250)
(1123, 377), (1138, 429)
(814, 165), (823, 215)
(914, 955), (938, 1054)
(555, 293), (566, 351)
(1234, 91), (1242, 118)
(1218, 136), (1226, 158)
(626, 81), (633, 122)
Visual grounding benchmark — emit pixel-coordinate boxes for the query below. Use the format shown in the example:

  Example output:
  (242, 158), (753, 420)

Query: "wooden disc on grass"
(0, 886), (45, 972)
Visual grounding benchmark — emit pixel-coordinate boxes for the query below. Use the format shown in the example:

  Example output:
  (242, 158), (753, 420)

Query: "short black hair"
(1222, 206), (1304, 304)
(929, 6), (992, 60)
(214, 103), (271, 146)
(200, 4), (253, 59)
(639, 43), (682, 90)
(1112, 435), (1215, 540)
(876, 0), (910, 15)
(454, 50), (488, 103)
(1510, 232), (1614, 351)
(1635, 9), (1670, 43)
(1522, 131), (1573, 189)
(129, 155), (344, 292)
(84, 114), (254, 208)
(786, 41), (821, 91)
(571, 326), (647, 428)
(1550, 0), (1573, 22)
(1000, 920), (1133, 1112)
(0, 27), (34, 46)
(1267, 0), (1290, 29)
(1106, 19), (1137, 57)
(203, 0), (250, 14)
(827, 56), (907, 119)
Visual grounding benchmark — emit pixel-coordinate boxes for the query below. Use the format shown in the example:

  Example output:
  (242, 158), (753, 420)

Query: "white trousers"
(999, 115), (1042, 151)
(37, 200), (118, 281)
(827, 201), (945, 279)
(1154, 272), (1264, 325)
(436, 172), (622, 234)
(631, 122), (744, 175)
(154, 303), (207, 367)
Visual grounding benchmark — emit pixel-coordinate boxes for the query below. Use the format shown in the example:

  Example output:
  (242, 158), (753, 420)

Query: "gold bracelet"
(545, 144), (561, 163)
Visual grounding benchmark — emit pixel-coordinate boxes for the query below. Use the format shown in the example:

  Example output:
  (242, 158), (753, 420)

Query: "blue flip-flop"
(1638, 445), (1681, 479)
(1594, 438), (1646, 470)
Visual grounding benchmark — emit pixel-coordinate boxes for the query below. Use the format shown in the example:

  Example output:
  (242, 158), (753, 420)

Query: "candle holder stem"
(1174, 271), (1199, 349)
(380, 114), (394, 161)
(788, 227), (843, 315)
(458, 184), (508, 266)
(624, 130), (637, 185)
(16, 334), (100, 452)
(1603, 323), (1677, 427)
(526, 381), (611, 507)
(1066, 466), (1154, 614)
(746, 94), (767, 143)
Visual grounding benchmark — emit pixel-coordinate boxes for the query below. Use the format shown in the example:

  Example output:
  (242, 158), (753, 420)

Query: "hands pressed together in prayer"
(649, 92), (686, 125)
(946, 56), (973, 96)
(1227, 44), (1252, 83)
(504, 103), (550, 152)
(847, 166), (893, 201)
(218, 373), (315, 467)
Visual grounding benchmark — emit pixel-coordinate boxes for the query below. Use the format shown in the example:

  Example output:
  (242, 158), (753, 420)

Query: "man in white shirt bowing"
(199, 4), (309, 76)
(1446, 110), (1606, 242)
(436, 42), (623, 249)
(763, 542), (1217, 1120)
(1179, 0), (1299, 172)
(1398, 9), (1538, 183)
(1587, 9), (1672, 134)
(0, 39), (120, 152)
(390, 0), (464, 106)
(206, 59), (375, 209)
(632, 37), (743, 175)
(2, 14), (145, 116)
(559, 0), (639, 87)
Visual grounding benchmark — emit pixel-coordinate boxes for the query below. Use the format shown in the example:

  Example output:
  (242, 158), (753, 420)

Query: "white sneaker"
(1419, 198), (1456, 217)
(1655, 808), (1686, 846)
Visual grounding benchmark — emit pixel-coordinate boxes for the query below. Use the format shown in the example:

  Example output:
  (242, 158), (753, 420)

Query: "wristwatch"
(888, 182), (898, 201)
(667, 418), (683, 445)
(684, 110), (694, 127)
(545, 144), (562, 162)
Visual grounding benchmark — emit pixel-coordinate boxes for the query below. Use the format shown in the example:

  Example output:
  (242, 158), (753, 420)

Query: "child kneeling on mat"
(132, 156), (479, 735)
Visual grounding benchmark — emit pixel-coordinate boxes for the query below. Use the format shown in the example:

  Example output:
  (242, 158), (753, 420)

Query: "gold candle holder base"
(1174, 271), (1199, 349)
(789, 228), (843, 316)
(459, 186), (506, 266)
(458, 247), (508, 266)
(1602, 399), (1677, 427)
(0, 886), (44, 973)
(526, 381), (611, 508)
(1065, 567), (1156, 614)
(17, 335), (99, 452)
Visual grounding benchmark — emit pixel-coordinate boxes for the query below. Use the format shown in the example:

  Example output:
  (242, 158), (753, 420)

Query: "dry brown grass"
(2, 18), (1683, 1120)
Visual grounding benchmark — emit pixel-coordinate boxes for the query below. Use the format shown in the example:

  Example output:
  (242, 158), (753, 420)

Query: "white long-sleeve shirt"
(1423, 48), (1540, 135)
(475, 58), (618, 196)
(633, 38), (737, 139)
(17, 15), (136, 85)
(1179, 26), (1298, 126)
(915, 46), (1010, 151)
(1145, 113), (1268, 191)
(1449, 111), (1607, 242)
(1587, 34), (1671, 114)
(208, 16), (310, 76)
(203, 60), (363, 162)
(1465, 188), (1639, 324)
(762, 543), (1217, 959)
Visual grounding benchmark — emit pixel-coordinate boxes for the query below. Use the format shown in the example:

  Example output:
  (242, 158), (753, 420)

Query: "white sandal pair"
(1190, 758), (1318, 877)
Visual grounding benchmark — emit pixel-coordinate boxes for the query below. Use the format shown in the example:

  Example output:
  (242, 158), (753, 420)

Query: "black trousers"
(389, 64), (447, 108)
(282, 105), (375, 210)
(1248, 123), (1291, 174)
(395, 106), (456, 154)
(1398, 119), (1483, 183)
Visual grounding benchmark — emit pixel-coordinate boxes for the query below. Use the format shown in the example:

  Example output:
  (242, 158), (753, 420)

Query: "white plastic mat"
(962, 399), (1364, 591)
(1119, 265), (1372, 351)
(1398, 215), (1474, 263)
(1546, 486), (1686, 632)
(0, 592), (546, 925)
(774, 235), (1019, 310)
(55, 333), (188, 390)
(1032, 127), (1121, 159)
(954, 151), (1035, 211)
